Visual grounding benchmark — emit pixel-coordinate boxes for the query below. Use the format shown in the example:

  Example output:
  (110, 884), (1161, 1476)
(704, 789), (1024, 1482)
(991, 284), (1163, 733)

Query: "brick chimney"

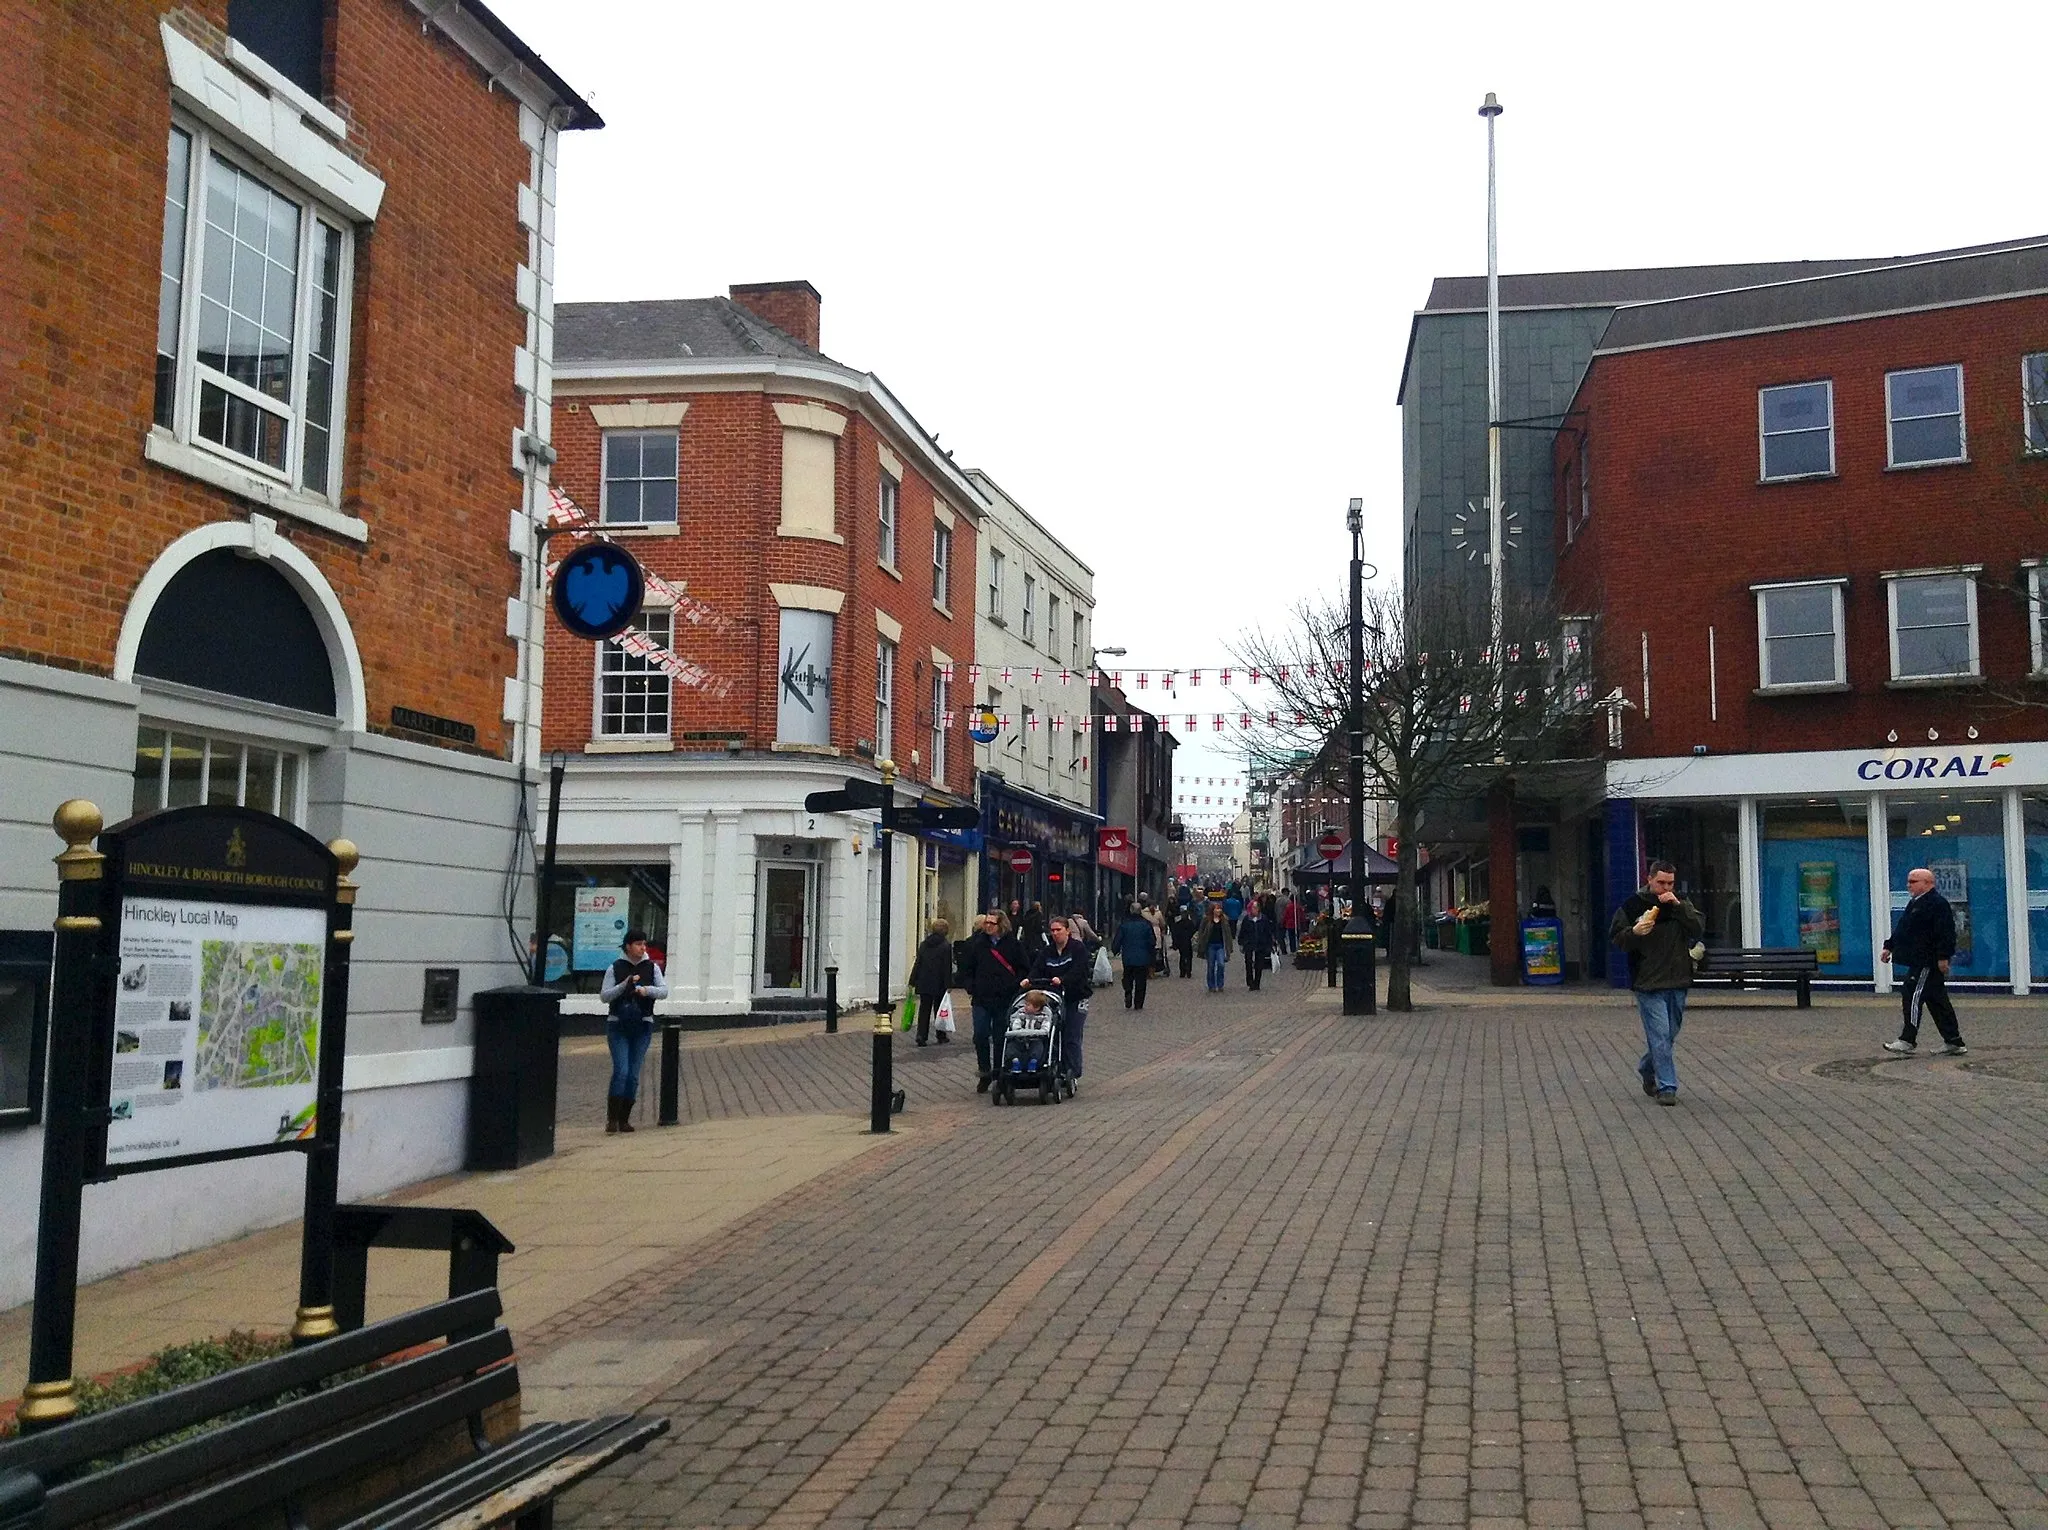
(728, 281), (822, 351)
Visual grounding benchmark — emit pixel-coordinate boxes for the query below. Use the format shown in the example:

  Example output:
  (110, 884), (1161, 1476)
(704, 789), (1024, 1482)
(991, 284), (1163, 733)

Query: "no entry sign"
(1317, 833), (1344, 861)
(1008, 846), (1034, 872)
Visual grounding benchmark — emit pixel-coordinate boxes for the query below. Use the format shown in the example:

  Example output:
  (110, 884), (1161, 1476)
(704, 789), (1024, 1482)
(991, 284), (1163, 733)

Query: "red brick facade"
(542, 364), (978, 797)
(1555, 294), (2048, 759)
(0, 1), (545, 754)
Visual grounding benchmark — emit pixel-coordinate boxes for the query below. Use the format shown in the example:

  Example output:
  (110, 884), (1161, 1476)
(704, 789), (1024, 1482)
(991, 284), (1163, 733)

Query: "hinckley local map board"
(108, 897), (325, 1165)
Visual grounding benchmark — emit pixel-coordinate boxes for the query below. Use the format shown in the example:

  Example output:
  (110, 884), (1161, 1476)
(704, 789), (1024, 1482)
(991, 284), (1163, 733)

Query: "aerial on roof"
(554, 298), (831, 368)
(1419, 236), (2048, 313)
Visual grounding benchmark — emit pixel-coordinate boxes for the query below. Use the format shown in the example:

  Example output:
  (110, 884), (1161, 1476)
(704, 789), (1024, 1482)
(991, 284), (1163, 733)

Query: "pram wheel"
(1038, 1077), (1054, 1105)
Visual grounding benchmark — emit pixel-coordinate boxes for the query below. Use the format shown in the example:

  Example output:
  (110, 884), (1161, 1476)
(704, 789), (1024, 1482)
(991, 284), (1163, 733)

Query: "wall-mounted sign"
(390, 706), (477, 746)
(1098, 827), (1138, 877)
(968, 707), (1001, 744)
(551, 541), (646, 641)
(776, 609), (834, 748)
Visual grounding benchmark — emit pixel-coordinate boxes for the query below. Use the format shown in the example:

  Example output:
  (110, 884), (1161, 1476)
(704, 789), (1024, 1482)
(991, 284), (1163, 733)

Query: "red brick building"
(1552, 240), (2048, 993)
(0, 0), (594, 1303)
(538, 283), (985, 1015)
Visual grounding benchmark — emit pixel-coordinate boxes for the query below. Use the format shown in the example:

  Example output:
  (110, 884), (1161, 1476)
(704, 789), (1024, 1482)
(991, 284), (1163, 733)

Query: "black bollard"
(1326, 920), (1338, 988)
(870, 1006), (893, 1134)
(825, 965), (839, 1034)
(657, 1022), (681, 1125)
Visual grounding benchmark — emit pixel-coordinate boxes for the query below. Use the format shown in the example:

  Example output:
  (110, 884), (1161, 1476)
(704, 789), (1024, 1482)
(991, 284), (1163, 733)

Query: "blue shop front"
(978, 773), (1100, 923)
(1584, 742), (2048, 994)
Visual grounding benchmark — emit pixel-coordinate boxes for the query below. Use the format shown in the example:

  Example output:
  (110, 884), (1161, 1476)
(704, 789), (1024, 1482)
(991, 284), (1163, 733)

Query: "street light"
(1479, 91), (1506, 702)
(1343, 498), (1377, 1016)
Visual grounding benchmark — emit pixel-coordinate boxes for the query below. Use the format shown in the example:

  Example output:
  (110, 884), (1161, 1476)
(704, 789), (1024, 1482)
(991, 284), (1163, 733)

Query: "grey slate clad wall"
(1400, 308), (1612, 610)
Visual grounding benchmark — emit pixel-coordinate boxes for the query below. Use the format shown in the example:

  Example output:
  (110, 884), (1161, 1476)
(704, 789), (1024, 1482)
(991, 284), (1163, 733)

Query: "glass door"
(757, 864), (814, 994)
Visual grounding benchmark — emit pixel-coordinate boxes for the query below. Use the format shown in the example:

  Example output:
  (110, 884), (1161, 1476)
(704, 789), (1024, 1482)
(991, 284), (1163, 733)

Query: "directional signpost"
(804, 767), (979, 1133)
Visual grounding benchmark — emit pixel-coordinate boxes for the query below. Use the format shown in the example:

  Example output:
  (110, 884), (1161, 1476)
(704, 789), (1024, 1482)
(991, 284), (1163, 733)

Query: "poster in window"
(776, 609), (834, 747)
(573, 886), (630, 972)
(1796, 861), (1840, 964)
(1929, 859), (1973, 963)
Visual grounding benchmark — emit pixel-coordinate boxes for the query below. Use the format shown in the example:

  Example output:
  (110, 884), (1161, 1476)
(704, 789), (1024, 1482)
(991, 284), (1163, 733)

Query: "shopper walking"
(1028, 915), (1094, 1091)
(966, 911), (1024, 1093)
(909, 918), (953, 1046)
(1114, 901), (1158, 1010)
(599, 929), (667, 1132)
(1882, 867), (1968, 1056)
(1144, 900), (1169, 976)
(1609, 860), (1703, 1106)
(1200, 902), (1235, 991)
(1279, 894), (1299, 955)
(1170, 903), (1197, 978)
(1237, 901), (1275, 991)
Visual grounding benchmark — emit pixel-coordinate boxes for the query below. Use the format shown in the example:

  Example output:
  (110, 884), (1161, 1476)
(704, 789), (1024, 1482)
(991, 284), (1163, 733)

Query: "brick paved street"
(545, 969), (2048, 1529)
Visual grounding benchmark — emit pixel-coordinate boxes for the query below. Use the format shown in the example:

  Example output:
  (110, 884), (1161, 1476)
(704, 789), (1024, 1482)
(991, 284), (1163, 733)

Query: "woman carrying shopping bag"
(910, 918), (954, 1046)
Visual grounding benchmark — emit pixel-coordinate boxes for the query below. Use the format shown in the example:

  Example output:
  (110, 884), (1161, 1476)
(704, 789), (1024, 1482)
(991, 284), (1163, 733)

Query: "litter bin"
(466, 985), (563, 1170)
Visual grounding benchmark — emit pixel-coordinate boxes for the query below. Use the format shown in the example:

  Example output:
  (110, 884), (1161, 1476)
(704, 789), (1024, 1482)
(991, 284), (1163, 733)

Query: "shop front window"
(1760, 798), (1873, 979)
(1886, 793), (2008, 982)
(2024, 795), (2048, 985)
(1639, 802), (1743, 947)
(541, 864), (672, 994)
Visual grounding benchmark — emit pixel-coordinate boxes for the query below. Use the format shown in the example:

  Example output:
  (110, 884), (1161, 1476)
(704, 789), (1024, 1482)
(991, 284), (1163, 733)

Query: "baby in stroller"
(994, 989), (1071, 1105)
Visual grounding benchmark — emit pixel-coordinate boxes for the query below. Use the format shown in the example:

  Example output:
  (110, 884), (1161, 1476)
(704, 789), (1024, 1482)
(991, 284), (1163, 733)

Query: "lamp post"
(1342, 498), (1377, 1016)
(1091, 645), (1126, 927)
(1479, 91), (1506, 700)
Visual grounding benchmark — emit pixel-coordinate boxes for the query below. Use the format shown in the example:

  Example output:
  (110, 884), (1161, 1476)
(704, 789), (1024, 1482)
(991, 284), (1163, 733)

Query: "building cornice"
(554, 356), (987, 519)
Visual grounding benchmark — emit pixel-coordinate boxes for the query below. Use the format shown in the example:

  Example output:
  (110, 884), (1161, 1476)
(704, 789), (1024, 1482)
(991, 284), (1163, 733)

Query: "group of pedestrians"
(1612, 857), (1968, 1109)
(960, 906), (1101, 1095)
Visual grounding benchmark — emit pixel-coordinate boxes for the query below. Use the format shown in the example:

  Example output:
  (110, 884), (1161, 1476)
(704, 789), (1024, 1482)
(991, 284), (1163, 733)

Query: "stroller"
(993, 990), (1071, 1106)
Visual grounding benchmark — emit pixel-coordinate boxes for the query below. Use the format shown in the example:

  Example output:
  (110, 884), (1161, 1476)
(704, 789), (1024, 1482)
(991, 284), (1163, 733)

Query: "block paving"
(542, 970), (2048, 1528)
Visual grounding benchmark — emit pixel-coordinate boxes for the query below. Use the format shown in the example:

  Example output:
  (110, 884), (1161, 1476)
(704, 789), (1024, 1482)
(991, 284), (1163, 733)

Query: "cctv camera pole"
(1342, 504), (1376, 1016)
(871, 759), (896, 1135)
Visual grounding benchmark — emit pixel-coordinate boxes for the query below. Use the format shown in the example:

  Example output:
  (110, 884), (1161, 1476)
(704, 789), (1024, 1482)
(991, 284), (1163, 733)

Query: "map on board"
(195, 939), (322, 1091)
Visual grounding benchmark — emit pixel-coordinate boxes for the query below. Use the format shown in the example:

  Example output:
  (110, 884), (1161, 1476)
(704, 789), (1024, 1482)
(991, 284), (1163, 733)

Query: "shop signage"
(983, 785), (1095, 862)
(1098, 828), (1139, 877)
(551, 541), (645, 641)
(775, 609), (834, 748)
(1008, 845), (1035, 872)
(1796, 861), (1841, 964)
(573, 886), (629, 971)
(1855, 752), (2011, 781)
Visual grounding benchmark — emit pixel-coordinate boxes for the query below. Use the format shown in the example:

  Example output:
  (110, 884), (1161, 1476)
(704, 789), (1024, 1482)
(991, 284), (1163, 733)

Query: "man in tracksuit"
(1609, 860), (1704, 1106)
(1882, 867), (1968, 1056)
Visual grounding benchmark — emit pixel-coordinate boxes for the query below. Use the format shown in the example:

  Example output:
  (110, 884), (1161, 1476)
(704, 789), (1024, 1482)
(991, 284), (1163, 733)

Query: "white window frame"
(1752, 578), (1848, 692)
(155, 116), (355, 509)
(1884, 567), (1981, 683)
(930, 669), (948, 782)
(1022, 574), (1037, 644)
(2029, 562), (2048, 675)
(878, 473), (900, 570)
(2024, 353), (2048, 456)
(875, 636), (897, 759)
(598, 428), (679, 526)
(1047, 591), (1062, 656)
(132, 723), (308, 822)
(988, 548), (1006, 624)
(595, 609), (674, 739)
(932, 520), (952, 611)
(1758, 380), (1835, 482)
(1885, 364), (1967, 468)
(1072, 612), (1085, 668)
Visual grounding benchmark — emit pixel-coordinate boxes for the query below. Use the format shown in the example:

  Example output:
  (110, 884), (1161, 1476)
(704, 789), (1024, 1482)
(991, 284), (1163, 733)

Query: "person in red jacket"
(1279, 894), (1299, 954)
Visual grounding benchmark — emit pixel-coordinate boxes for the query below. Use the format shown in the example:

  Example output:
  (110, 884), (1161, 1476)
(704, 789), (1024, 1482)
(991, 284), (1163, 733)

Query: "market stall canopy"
(1290, 840), (1398, 884)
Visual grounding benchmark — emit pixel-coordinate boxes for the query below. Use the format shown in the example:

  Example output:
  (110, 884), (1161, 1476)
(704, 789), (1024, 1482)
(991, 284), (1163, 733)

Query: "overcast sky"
(492, 0), (2037, 809)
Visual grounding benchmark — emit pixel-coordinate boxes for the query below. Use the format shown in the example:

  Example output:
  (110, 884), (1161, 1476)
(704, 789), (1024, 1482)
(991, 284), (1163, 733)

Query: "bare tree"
(1232, 584), (1601, 1010)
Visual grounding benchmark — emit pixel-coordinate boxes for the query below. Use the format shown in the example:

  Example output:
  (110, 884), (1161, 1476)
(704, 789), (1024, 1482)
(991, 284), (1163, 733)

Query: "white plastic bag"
(933, 992), (957, 1035)
(1092, 947), (1113, 985)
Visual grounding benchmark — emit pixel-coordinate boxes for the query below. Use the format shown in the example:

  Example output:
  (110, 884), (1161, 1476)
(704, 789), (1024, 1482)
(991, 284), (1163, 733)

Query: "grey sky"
(492, 0), (2036, 806)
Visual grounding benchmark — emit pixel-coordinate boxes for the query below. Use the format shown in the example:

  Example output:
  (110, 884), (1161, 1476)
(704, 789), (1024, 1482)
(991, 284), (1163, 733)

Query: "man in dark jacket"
(1609, 860), (1704, 1106)
(1169, 904), (1197, 977)
(1882, 867), (1967, 1055)
(966, 913), (1025, 1092)
(1113, 902), (1158, 1010)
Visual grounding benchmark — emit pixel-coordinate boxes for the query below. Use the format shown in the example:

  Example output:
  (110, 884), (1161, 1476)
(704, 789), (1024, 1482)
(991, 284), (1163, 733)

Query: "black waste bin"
(466, 985), (562, 1170)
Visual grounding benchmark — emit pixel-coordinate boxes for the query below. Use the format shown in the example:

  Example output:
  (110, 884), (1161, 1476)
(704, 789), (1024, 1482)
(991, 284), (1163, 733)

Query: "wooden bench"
(1695, 947), (1821, 1007)
(0, 1288), (665, 1530)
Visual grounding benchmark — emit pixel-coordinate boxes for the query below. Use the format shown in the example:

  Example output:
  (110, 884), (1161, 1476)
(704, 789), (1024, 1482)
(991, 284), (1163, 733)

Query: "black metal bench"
(0, 1288), (665, 1530)
(1696, 947), (1821, 1006)
(332, 1203), (516, 1336)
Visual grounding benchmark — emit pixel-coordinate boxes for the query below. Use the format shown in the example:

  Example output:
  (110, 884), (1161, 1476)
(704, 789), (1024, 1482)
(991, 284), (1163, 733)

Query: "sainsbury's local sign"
(1612, 743), (2041, 800)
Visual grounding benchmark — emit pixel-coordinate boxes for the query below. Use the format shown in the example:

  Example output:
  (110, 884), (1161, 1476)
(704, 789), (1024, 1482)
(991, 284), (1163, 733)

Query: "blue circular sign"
(551, 541), (646, 641)
(967, 707), (1001, 744)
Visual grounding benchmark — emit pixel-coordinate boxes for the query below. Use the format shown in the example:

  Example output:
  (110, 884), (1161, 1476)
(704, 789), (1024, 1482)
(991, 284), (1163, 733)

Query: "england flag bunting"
(1103, 716), (1119, 733)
